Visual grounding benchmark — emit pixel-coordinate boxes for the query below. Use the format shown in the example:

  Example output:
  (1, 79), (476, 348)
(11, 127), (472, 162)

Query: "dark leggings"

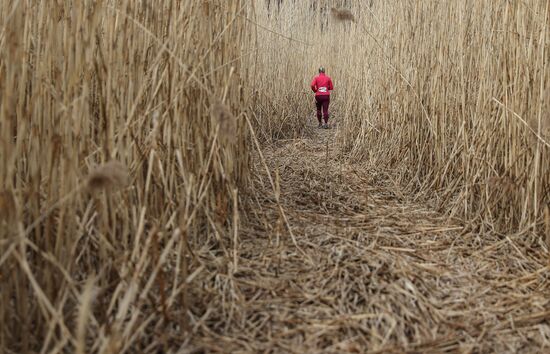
(315, 95), (330, 124)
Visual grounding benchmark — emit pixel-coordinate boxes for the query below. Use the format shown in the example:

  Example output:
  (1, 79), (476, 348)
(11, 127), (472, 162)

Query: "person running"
(310, 67), (334, 128)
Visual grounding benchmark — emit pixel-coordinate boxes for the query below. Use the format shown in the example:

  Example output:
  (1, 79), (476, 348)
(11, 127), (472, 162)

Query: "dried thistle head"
(0, 190), (16, 222)
(87, 161), (129, 192)
(331, 7), (356, 22)
(210, 100), (237, 144)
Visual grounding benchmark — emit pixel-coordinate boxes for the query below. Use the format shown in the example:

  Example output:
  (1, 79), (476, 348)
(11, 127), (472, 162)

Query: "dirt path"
(187, 124), (549, 353)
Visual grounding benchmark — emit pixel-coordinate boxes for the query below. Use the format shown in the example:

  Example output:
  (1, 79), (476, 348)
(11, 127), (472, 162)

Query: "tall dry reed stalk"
(0, 0), (250, 352)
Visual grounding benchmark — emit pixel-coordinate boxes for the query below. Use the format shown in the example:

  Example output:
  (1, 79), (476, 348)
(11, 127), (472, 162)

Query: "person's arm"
(328, 78), (334, 91)
(310, 78), (317, 93)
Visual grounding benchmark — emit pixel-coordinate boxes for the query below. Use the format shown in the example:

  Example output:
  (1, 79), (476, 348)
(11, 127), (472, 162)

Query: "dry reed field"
(1, 0), (549, 353)
(1, 0), (250, 352)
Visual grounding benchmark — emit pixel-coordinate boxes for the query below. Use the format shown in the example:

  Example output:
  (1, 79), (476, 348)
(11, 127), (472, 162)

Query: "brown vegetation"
(1, 0), (249, 352)
(1, 0), (549, 352)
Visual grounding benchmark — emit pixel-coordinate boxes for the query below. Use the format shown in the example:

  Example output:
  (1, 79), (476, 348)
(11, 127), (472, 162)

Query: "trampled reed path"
(1, 0), (549, 352)
(183, 123), (548, 352)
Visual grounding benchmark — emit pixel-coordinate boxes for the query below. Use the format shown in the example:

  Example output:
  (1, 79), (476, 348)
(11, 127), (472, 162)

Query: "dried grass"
(239, 2), (549, 351)
(1, 0), (549, 352)
(184, 125), (550, 352)
(250, 0), (549, 234)
(0, 0), (250, 352)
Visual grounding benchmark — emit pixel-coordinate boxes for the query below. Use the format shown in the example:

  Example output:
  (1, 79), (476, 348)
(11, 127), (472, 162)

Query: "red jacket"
(310, 73), (333, 96)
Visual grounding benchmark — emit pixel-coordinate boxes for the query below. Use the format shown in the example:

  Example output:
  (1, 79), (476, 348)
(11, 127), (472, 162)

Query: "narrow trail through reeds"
(2, 2), (548, 352)
(187, 121), (549, 353)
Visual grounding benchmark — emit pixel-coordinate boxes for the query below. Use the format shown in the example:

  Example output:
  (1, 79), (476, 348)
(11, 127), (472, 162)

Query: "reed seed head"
(87, 161), (129, 192)
(331, 7), (356, 22)
(211, 100), (237, 144)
